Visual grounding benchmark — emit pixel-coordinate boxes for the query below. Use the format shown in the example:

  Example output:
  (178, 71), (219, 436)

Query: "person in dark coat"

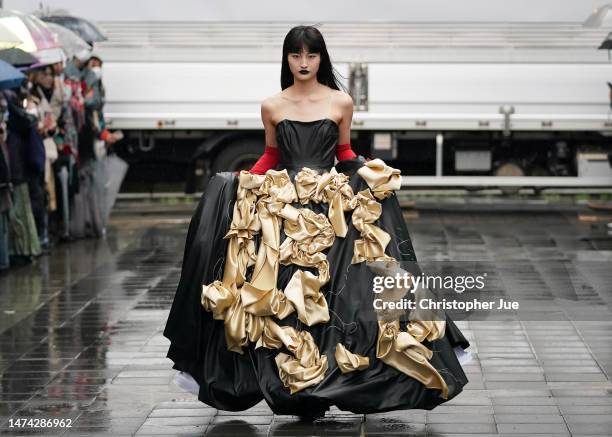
(0, 96), (11, 270)
(3, 87), (42, 263)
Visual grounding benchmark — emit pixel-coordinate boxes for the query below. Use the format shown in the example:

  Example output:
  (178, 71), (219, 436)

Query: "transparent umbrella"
(41, 15), (106, 44)
(45, 21), (90, 59)
(0, 10), (64, 66)
(0, 24), (22, 49)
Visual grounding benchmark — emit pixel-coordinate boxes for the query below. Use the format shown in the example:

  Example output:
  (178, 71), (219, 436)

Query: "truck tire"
(211, 140), (262, 174)
(494, 161), (524, 195)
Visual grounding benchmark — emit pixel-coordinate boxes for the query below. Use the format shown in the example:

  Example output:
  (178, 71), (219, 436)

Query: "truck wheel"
(211, 140), (262, 174)
(494, 161), (524, 195)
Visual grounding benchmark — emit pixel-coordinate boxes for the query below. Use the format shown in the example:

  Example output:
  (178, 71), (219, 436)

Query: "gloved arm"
(336, 143), (357, 161)
(248, 145), (279, 174)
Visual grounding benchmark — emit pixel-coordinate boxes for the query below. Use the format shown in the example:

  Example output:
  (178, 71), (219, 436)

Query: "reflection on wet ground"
(0, 208), (611, 436)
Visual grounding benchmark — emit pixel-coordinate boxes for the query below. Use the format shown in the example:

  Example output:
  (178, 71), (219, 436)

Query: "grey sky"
(3, 0), (610, 23)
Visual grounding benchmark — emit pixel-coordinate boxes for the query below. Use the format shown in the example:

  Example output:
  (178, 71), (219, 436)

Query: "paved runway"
(0, 205), (611, 436)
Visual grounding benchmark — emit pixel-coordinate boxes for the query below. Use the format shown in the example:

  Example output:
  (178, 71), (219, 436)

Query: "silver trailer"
(96, 17), (612, 191)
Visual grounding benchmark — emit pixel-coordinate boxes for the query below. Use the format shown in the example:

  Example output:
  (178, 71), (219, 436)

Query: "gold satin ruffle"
(294, 167), (358, 238)
(278, 203), (333, 326)
(200, 161), (450, 398)
(257, 317), (328, 394)
(377, 320), (449, 399)
(351, 189), (396, 264)
(335, 343), (370, 373)
(357, 158), (402, 200)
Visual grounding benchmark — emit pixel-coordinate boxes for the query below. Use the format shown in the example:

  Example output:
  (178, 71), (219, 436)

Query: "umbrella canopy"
(599, 33), (612, 50)
(45, 21), (90, 59)
(0, 23), (22, 49)
(41, 15), (106, 44)
(0, 59), (26, 90)
(0, 10), (64, 66)
(0, 47), (38, 67)
(0, 10), (58, 51)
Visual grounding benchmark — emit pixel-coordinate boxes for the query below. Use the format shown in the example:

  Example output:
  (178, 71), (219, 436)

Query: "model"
(163, 25), (472, 420)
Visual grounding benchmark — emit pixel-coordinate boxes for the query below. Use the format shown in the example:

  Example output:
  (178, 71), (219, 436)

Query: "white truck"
(96, 16), (612, 191)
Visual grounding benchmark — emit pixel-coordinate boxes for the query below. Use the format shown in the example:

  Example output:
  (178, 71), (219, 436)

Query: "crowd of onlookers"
(0, 49), (123, 272)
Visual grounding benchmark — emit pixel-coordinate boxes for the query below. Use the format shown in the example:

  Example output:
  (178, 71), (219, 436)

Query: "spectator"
(0, 97), (10, 271)
(53, 60), (80, 240)
(0, 41), (123, 270)
(64, 49), (90, 82)
(3, 86), (42, 265)
(71, 54), (108, 238)
(32, 65), (62, 248)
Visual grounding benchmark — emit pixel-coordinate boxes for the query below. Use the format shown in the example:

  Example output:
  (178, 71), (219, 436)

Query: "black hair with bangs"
(280, 25), (345, 91)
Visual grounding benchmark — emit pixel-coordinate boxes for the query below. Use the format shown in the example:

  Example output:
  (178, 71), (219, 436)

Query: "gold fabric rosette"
(357, 158), (402, 200)
(377, 320), (449, 399)
(335, 343), (369, 373)
(294, 167), (358, 238)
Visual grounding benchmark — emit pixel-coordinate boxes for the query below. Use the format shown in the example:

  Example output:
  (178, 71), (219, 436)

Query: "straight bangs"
(285, 30), (323, 54)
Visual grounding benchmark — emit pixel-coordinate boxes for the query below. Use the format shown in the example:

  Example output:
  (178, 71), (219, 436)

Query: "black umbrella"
(41, 15), (106, 44)
(599, 38), (612, 50)
(598, 33), (612, 61)
(0, 47), (39, 67)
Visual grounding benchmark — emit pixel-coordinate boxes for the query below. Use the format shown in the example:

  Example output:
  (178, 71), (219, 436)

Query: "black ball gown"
(163, 117), (471, 416)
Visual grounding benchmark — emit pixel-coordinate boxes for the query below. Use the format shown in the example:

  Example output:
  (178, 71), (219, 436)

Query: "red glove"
(336, 143), (357, 161)
(249, 146), (279, 174)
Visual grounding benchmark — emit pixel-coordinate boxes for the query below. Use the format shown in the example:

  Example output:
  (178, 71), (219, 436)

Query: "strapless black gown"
(163, 118), (470, 416)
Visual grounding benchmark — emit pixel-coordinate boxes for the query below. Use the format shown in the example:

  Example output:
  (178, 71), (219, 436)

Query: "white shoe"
(453, 346), (474, 365)
(173, 371), (200, 396)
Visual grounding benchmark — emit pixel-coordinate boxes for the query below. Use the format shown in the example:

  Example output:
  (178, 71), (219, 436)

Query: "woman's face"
(287, 47), (320, 82)
(88, 58), (102, 68)
(35, 69), (54, 90)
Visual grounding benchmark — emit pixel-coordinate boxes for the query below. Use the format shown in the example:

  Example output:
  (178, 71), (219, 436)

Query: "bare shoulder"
(331, 89), (353, 126)
(260, 93), (280, 122)
(261, 92), (285, 119)
(261, 93), (281, 112)
(332, 89), (353, 109)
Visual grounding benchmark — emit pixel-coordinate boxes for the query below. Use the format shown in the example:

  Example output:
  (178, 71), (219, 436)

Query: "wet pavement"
(1, 204), (611, 436)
